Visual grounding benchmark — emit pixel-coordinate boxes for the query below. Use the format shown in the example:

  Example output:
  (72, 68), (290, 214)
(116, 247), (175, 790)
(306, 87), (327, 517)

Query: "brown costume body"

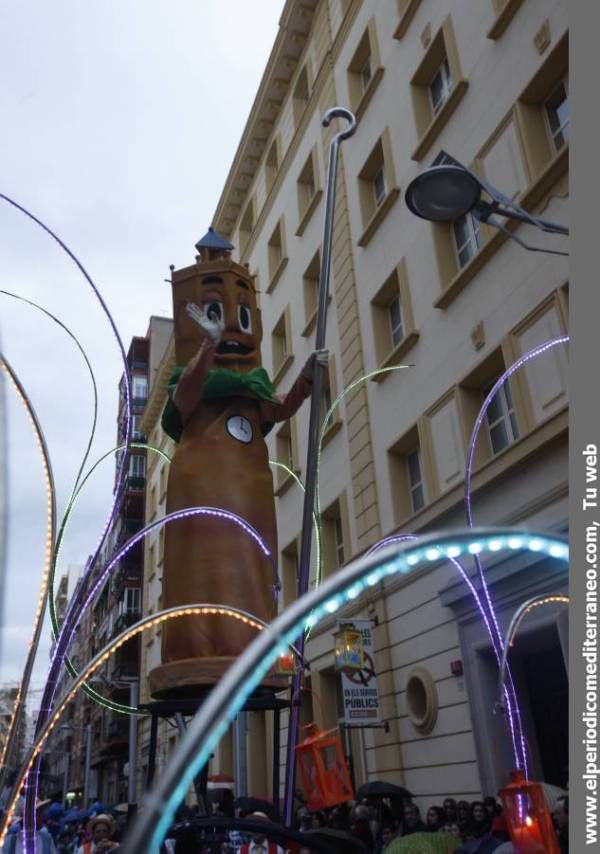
(149, 248), (312, 696)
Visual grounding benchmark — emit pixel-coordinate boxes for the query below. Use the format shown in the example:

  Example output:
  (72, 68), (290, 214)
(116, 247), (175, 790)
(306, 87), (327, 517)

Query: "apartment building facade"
(137, 0), (569, 810)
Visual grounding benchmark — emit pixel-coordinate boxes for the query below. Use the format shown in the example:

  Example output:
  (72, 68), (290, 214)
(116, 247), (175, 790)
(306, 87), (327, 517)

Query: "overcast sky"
(0, 1), (285, 698)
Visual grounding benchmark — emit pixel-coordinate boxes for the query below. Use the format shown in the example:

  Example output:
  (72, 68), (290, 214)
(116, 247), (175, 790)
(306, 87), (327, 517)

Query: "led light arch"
(0, 193), (136, 844)
(498, 593), (569, 706)
(50, 442), (172, 716)
(0, 602), (303, 847)
(0, 358), (56, 790)
(115, 528), (568, 853)
(463, 335), (570, 773)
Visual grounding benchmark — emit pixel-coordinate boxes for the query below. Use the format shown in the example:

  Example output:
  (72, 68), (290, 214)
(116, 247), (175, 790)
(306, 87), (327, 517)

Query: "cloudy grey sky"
(0, 1), (285, 696)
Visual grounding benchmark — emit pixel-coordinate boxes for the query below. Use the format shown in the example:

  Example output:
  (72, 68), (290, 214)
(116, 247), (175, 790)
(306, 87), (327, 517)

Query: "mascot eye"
(206, 301), (225, 327)
(238, 304), (252, 333)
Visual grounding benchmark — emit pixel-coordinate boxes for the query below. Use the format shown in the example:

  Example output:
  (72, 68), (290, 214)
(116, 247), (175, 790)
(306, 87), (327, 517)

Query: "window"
(128, 454), (145, 479)
(120, 587), (141, 614)
(545, 78), (569, 152)
(389, 296), (404, 347)
(347, 21), (383, 119)
(371, 259), (419, 374)
(388, 424), (428, 522)
(281, 539), (299, 608)
(334, 516), (345, 566)
(373, 165), (387, 207)
(149, 484), (157, 520)
(409, 16), (468, 161)
(318, 354), (342, 444)
(296, 149), (321, 235)
(406, 449), (425, 513)
(458, 347), (524, 469)
(278, 427), (294, 470)
(483, 379), (519, 454)
(267, 218), (287, 292)
(265, 138), (280, 194)
(275, 419), (299, 494)
(514, 33), (568, 182)
(360, 56), (372, 91)
(271, 307), (293, 382)
(320, 496), (348, 578)
(292, 65), (310, 127)
(159, 464), (167, 499)
(132, 375), (148, 404)
(429, 58), (453, 115)
(302, 250), (320, 336)
(453, 213), (481, 268)
(132, 414), (145, 441)
(357, 129), (400, 246)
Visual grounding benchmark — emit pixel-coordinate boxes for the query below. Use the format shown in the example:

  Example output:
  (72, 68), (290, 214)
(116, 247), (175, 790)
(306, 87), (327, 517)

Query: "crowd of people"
(1, 801), (122, 853)
(1, 789), (569, 852)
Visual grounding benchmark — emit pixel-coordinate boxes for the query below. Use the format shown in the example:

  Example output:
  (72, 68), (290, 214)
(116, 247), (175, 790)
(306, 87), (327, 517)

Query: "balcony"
(114, 609), (141, 634)
(126, 474), (145, 492)
(100, 718), (128, 756)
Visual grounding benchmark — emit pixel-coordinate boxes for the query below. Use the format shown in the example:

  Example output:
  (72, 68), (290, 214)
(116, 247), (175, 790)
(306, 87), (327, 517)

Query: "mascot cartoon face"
(173, 263), (262, 372)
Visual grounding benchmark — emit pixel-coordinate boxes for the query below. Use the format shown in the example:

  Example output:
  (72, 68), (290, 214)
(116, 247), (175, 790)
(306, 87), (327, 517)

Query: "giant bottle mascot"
(149, 228), (322, 696)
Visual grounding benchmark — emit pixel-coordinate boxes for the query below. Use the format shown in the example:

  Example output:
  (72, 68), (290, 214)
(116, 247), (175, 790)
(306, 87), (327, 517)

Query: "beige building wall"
(209, 0), (569, 809)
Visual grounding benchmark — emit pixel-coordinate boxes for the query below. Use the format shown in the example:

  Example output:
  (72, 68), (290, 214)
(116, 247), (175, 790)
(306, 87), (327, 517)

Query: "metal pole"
(146, 712), (159, 787)
(272, 706), (280, 814)
(234, 712), (248, 799)
(83, 724), (91, 807)
(61, 747), (71, 808)
(128, 681), (139, 810)
(282, 106), (356, 826)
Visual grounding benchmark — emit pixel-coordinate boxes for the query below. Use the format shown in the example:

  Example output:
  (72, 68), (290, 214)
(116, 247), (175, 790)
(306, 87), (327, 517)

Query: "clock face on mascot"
(227, 414), (253, 444)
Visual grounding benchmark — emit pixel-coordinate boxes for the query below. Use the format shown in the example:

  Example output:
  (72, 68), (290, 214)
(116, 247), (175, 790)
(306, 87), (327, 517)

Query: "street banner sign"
(339, 619), (381, 724)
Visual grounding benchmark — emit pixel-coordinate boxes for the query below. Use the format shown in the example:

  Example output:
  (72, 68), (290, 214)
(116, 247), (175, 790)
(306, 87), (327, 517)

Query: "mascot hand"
(301, 348), (329, 380)
(172, 338), (216, 420)
(186, 302), (223, 345)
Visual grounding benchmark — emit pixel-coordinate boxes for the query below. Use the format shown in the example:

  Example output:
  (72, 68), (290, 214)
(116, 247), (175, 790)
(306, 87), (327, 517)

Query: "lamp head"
(405, 165), (482, 222)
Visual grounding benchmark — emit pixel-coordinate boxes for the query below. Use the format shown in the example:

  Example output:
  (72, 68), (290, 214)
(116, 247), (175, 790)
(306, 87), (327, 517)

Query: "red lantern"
(268, 651), (296, 677)
(295, 723), (354, 811)
(498, 770), (560, 853)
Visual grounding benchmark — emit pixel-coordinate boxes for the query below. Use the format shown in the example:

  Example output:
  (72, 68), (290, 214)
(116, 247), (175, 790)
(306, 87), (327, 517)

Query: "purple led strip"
(464, 335), (569, 773)
(0, 193), (133, 854)
(20, 506), (274, 852)
(56, 506), (276, 666)
(365, 534), (513, 717)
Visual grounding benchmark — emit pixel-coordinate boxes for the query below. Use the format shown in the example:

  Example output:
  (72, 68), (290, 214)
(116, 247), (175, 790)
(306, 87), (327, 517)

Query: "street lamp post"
(405, 156), (568, 255)
(282, 107), (357, 827)
(83, 723), (91, 807)
(127, 681), (138, 815)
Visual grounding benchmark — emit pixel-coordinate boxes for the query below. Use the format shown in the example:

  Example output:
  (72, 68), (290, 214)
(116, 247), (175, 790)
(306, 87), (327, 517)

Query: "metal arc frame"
(0, 357), (56, 789)
(0, 602), (304, 847)
(121, 526), (568, 853)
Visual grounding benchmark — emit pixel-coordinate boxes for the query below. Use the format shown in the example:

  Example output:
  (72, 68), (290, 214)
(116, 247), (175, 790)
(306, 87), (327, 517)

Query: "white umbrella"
(540, 782), (567, 812)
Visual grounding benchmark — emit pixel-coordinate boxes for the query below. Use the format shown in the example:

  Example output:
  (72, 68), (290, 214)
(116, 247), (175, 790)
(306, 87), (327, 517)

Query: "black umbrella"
(304, 827), (368, 852)
(232, 796), (280, 822)
(356, 781), (412, 800)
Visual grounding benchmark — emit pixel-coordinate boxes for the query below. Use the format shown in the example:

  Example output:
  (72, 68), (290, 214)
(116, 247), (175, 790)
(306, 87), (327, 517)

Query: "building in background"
(42, 318), (171, 807)
(133, 0), (569, 810)
(206, 0), (569, 806)
(137, 320), (176, 795)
